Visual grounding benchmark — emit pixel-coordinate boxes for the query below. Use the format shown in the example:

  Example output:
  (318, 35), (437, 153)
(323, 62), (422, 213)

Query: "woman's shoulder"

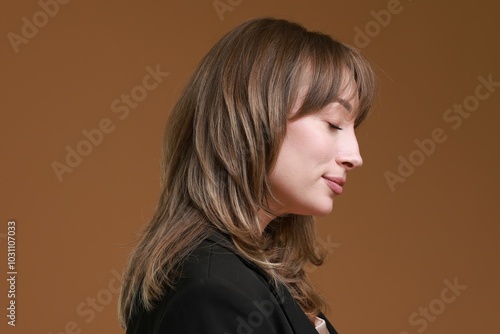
(126, 233), (288, 333)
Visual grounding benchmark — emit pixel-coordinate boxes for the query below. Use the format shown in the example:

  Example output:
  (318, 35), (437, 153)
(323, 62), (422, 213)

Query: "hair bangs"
(291, 34), (377, 127)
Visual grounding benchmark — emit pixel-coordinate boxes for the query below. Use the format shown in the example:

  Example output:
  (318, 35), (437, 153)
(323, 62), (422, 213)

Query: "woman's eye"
(328, 123), (343, 130)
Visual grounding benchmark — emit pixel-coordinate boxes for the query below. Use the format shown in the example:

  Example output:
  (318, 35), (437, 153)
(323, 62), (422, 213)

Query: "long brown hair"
(118, 17), (377, 328)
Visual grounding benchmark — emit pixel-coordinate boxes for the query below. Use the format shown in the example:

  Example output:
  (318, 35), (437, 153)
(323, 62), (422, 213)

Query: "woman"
(119, 17), (377, 334)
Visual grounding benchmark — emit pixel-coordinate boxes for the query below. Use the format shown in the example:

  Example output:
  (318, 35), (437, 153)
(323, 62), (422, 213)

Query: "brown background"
(1, 0), (499, 333)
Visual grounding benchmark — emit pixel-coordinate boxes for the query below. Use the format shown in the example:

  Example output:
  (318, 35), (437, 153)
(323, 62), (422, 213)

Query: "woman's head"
(162, 17), (377, 231)
(119, 17), (377, 326)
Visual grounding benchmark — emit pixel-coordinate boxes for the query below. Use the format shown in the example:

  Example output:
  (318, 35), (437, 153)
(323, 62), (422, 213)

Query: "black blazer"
(127, 232), (338, 334)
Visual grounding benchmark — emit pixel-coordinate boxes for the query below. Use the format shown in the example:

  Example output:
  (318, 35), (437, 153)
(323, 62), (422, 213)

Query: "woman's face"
(268, 76), (363, 217)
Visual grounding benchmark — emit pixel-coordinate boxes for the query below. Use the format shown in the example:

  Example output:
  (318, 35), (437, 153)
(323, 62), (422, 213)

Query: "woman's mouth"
(323, 176), (345, 195)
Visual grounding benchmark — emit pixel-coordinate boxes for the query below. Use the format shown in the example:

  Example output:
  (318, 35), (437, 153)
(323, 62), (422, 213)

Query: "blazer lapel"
(274, 285), (323, 334)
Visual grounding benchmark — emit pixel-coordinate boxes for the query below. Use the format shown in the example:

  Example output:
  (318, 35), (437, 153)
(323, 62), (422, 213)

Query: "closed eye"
(328, 123), (343, 130)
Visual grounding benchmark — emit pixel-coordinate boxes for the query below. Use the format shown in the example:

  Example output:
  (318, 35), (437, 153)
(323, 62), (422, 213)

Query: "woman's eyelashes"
(328, 122), (343, 130)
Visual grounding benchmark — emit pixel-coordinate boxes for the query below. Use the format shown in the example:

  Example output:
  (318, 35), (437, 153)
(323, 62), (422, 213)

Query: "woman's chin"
(295, 202), (334, 217)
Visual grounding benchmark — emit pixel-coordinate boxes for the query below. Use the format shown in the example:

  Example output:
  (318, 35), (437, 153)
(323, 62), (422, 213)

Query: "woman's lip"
(323, 176), (345, 195)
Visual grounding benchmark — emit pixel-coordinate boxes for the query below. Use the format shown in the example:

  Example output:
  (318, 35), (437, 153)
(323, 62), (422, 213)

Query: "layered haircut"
(119, 17), (377, 328)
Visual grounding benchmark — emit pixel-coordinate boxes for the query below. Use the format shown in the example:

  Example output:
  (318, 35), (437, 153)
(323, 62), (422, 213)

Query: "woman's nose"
(336, 131), (363, 170)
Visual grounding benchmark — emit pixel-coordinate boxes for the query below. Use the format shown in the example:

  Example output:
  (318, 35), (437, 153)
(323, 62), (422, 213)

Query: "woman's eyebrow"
(335, 98), (352, 112)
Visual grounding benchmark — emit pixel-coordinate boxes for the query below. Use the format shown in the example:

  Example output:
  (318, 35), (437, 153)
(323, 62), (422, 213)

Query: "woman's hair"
(118, 17), (377, 327)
